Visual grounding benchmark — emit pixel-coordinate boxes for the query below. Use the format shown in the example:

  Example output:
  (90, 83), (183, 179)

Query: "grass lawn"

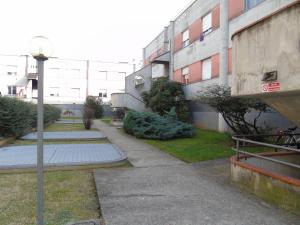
(45, 123), (86, 132)
(0, 170), (100, 225)
(144, 128), (271, 163)
(101, 117), (112, 125)
(61, 116), (81, 120)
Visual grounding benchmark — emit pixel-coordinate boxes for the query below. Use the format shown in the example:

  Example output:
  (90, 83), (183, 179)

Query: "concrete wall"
(144, 27), (170, 65)
(232, 2), (300, 96)
(231, 154), (300, 216)
(232, 3), (300, 127)
(52, 103), (112, 117)
(124, 65), (152, 111)
(152, 64), (169, 79)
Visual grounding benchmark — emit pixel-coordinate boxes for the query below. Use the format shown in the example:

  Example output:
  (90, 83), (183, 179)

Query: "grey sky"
(0, 0), (191, 63)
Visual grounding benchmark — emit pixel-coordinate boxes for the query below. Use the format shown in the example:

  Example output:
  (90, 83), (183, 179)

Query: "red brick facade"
(211, 54), (220, 78)
(189, 61), (202, 83)
(173, 33), (183, 53)
(173, 69), (182, 83)
(189, 18), (202, 43)
(229, 0), (244, 20)
(212, 4), (220, 29)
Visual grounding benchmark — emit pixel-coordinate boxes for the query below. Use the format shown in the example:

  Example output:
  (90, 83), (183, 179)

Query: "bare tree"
(196, 85), (270, 135)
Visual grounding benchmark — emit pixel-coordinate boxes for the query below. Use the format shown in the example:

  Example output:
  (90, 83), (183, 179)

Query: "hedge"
(0, 97), (61, 137)
(124, 108), (195, 140)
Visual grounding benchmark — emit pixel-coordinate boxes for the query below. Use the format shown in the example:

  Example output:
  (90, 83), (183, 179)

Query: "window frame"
(6, 65), (17, 76)
(244, 0), (264, 11)
(49, 87), (59, 97)
(182, 29), (190, 48)
(99, 89), (107, 98)
(202, 12), (213, 36)
(181, 66), (189, 84)
(7, 85), (17, 95)
(202, 58), (212, 80)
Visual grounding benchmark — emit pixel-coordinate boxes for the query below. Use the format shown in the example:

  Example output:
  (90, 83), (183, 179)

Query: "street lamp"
(30, 35), (53, 225)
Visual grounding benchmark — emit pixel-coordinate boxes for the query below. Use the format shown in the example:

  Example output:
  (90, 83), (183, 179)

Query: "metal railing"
(232, 134), (300, 170)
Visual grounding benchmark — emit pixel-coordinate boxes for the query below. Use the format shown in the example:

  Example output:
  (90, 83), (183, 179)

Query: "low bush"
(83, 107), (94, 130)
(0, 97), (61, 137)
(124, 108), (195, 140)
(112, 108), (125, 120)
(84, 96), (103, 119)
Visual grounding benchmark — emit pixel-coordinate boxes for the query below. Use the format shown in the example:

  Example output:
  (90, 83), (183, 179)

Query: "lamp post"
(30, 35), (53, 225)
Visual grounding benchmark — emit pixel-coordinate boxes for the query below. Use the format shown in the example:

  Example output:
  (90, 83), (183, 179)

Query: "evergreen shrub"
(124, 108), (195, 140)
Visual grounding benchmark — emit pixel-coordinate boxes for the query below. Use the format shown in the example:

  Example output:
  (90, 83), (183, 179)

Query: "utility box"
(231, 2), (300, 127)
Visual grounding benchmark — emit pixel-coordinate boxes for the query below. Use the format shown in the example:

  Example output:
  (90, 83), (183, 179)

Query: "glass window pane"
(202, 58), (212, 80)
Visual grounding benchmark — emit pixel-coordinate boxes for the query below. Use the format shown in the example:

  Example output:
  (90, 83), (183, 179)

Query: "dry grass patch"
(0, 170), (100, 225)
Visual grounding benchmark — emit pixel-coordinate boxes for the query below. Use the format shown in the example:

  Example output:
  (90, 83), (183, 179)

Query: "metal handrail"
(125, 93), (145, 103)
(232, 136), (300, 170)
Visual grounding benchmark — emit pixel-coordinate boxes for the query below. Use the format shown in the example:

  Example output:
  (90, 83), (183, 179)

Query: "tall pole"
(218, 0), (229, 132)
(86, 60), (89, 98)
(37, 58), (46, 225)
(25, 55), (29, 76)
(169, 21), (175, 80)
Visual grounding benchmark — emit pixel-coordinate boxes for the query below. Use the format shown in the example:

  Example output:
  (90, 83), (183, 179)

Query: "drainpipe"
(25, 55), (29, 76)
(142, 48), (146, 66)
(218, 0), (229, 132)
(169, 21), (175, 80)
(86, 60), (89, 98)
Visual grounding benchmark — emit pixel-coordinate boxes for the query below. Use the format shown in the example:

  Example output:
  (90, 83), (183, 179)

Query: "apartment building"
(0, 55), (133, 105)
(117, 0), (296, 131)
(0, 54), (134, 116)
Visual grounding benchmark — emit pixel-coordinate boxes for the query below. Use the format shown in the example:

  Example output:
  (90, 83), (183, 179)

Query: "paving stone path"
(0, 144), (126, 169)
(21, 131), (106, 140)
(93, 120), (299, 225)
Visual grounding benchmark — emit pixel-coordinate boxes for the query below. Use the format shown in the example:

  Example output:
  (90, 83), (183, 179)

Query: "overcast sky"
(0, 0), (191, 63)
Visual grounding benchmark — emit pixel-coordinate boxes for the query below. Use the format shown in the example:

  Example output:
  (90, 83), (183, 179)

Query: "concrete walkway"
(93, 120), (299, 225)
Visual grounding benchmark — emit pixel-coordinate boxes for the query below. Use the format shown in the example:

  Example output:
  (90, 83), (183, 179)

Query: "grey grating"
(21, 131), (106, 140)
(0, 144), (126, 169)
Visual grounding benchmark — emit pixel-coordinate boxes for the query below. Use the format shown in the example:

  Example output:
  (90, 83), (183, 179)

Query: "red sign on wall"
(262, 81), (281, 93)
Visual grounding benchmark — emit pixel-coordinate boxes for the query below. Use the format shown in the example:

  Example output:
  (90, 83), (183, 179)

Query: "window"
(49, 68), (60, 78)
(8, 86), (16, 95)
(71, 69), (80, 79)
(182, 66), (189, 84)
(99, 89), (107, 98)
(202, 58), (212, 80)
(98, 71), (107, 80)
(6, 65), (17, 76)
(49, 87), (59, 97)
(182, 29), (189, 47)
(70, 88), (80, 97)
(32, 79), (38, 90)
(107, 72), (120, 81)
(202, 12), (212, 36)
(245, 0), (263, 11)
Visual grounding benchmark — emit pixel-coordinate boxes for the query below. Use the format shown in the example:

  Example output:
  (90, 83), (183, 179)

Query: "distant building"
(0, 55), (133, 105)
(112, 0), (296, 131)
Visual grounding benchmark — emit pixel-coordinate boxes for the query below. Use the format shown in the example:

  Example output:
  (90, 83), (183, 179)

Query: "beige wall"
(232, 3), (300, 126)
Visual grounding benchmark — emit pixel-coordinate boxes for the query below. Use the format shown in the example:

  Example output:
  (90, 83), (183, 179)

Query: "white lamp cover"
(30, 36), (53, 59)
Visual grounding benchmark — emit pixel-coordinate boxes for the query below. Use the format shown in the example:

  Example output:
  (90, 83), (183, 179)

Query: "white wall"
(0, 55), (133, 104)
